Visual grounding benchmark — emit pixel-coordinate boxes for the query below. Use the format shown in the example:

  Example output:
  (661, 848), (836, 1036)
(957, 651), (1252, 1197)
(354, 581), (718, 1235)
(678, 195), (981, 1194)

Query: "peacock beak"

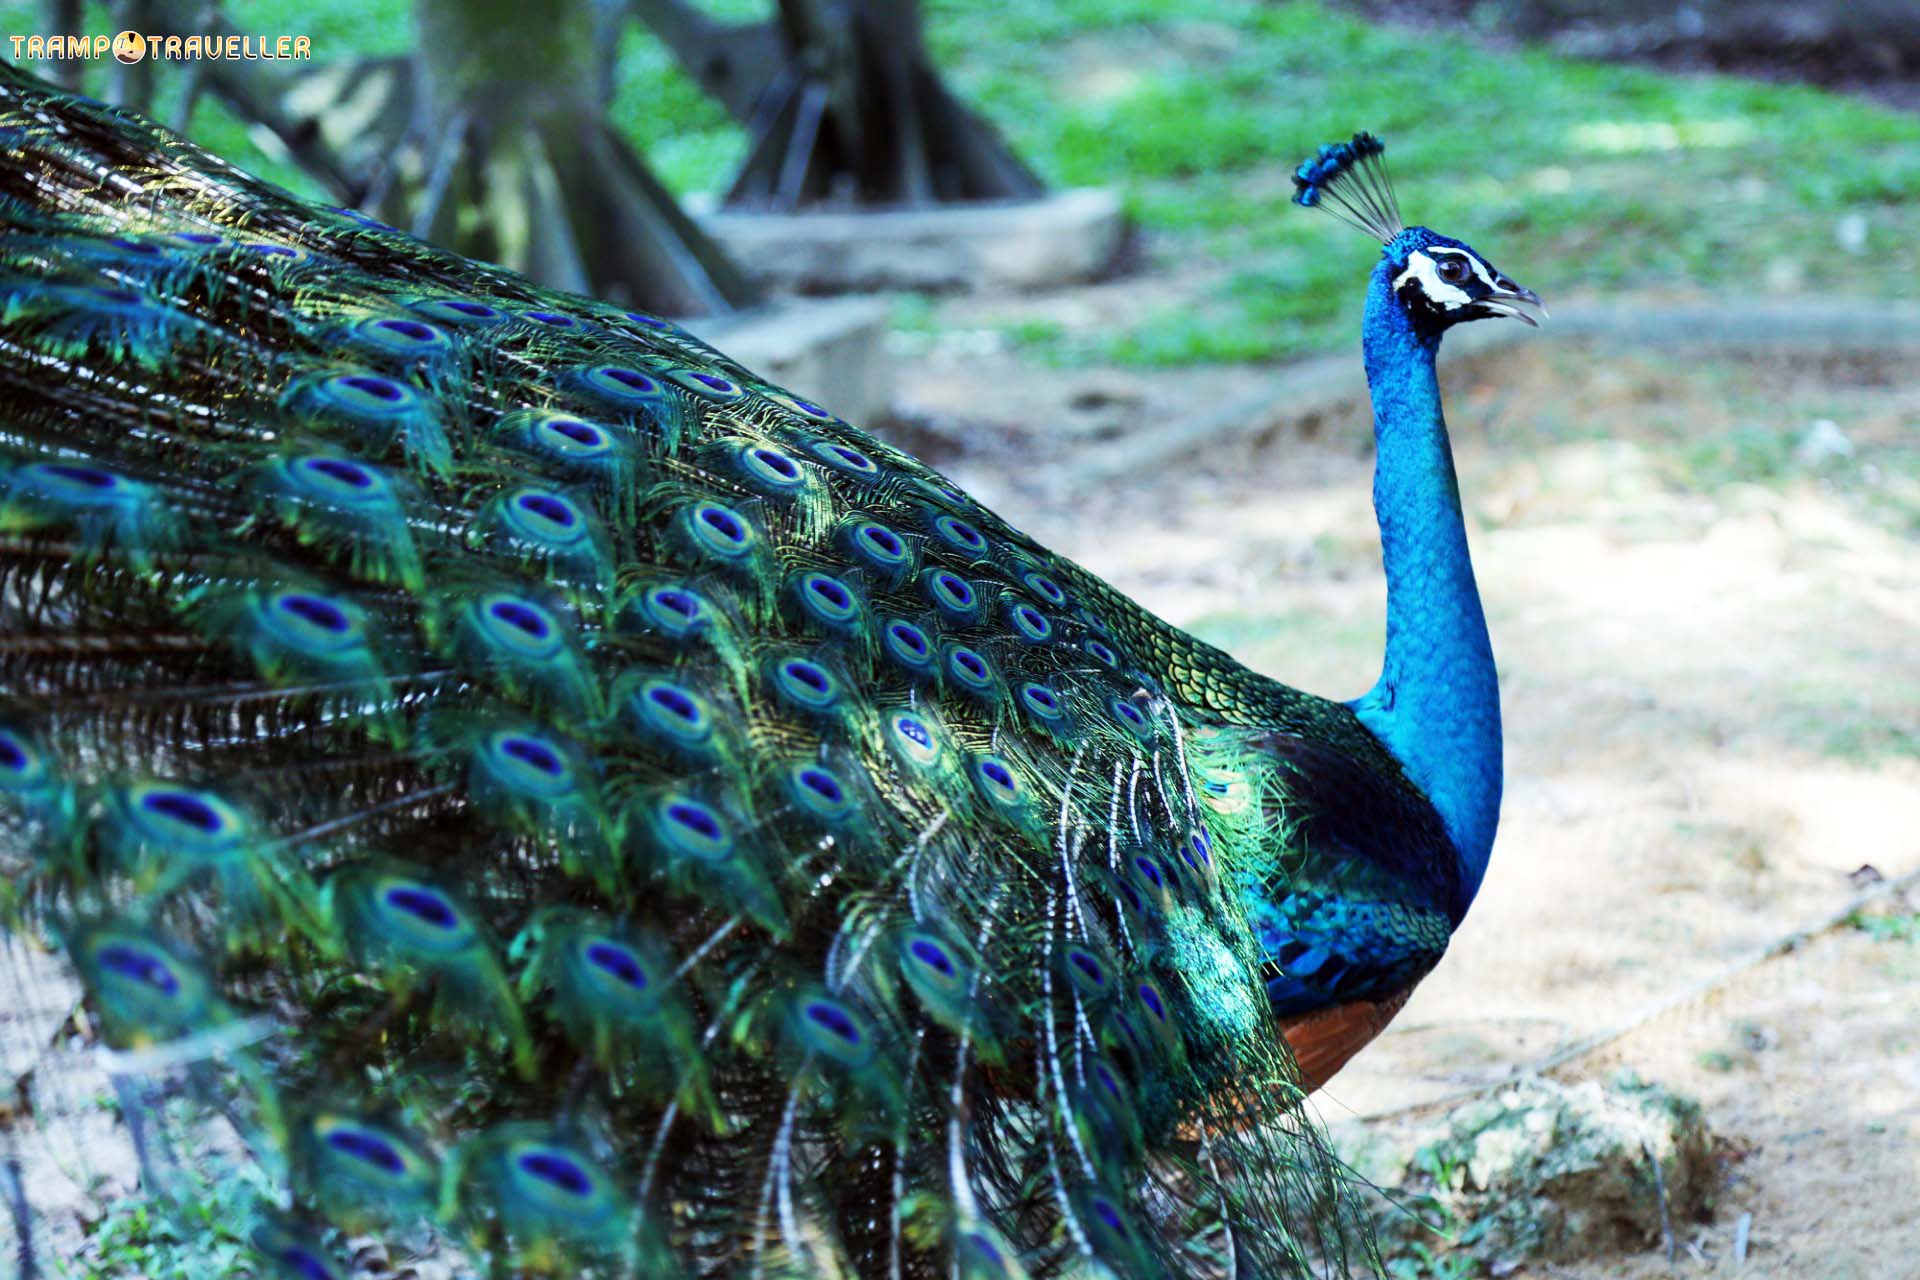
(1479, 281), (1546, 327)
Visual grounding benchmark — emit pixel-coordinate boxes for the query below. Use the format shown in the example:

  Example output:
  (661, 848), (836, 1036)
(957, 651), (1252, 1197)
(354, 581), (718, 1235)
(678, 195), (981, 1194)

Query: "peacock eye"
(1437, 256), (1470, 284)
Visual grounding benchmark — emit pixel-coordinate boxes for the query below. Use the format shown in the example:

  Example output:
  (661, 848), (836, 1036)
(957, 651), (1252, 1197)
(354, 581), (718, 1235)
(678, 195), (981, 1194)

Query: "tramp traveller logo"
(10, 30), (312, 64)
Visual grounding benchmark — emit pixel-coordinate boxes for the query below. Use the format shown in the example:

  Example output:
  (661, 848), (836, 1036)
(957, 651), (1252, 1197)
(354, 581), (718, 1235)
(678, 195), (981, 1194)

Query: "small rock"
(1835, 213), (1868, 255)
(1795, 418), (1854, 465)
(1342, 1075), (1716, 1268)
(1068, 374), (1146, 412)
(1764, 257), (1805, 292)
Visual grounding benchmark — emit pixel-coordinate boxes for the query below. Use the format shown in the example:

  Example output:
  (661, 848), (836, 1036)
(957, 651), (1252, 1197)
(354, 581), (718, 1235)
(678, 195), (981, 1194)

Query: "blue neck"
(1348, 262), (1502, 904)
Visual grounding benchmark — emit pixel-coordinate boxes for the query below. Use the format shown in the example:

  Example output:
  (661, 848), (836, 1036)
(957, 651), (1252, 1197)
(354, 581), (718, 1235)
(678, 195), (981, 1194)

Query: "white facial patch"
(1393, 247), (1493, 311)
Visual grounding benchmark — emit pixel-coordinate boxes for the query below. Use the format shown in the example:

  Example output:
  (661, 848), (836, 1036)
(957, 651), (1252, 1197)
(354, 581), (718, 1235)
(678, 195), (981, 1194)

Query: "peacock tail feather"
(0, 68), (1449, 1278)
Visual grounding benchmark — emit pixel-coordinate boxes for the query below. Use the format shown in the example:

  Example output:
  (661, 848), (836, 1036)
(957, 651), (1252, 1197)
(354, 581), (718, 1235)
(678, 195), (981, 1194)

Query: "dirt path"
(895, 331), (1920, 1277)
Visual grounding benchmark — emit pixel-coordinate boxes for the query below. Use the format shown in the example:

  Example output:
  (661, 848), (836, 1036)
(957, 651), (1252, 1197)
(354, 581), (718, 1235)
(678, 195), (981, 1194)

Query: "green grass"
(5, 0), (1918, 367)
(51, 1155), (266, 1280)
(1851, 908), (1920, 945)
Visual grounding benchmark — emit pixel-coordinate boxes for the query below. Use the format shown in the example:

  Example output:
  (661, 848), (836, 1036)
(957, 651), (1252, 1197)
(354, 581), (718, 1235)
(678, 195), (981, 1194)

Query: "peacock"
(0, 67), (1542, 1279)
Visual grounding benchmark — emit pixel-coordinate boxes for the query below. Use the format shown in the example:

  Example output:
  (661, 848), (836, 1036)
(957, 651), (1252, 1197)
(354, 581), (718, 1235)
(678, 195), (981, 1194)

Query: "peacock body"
(0, 71), (1539, 1279)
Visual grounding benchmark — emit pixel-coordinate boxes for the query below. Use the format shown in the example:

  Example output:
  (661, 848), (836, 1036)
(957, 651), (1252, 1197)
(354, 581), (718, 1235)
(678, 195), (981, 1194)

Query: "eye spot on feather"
(973, 755), (1019, 802)
(1183, 829), (1212, 871)
(772, 656), (840, 711)
(881, 618), (935, 673)
(931, 514), (986, 555)
(786, 763), (855, 822)
(135, 785), (232, 836)
(687, 502), (757, 559)
(351, 317), (452, 359)
(410, 297), (503, 324)
(498, 734), (565, 776)
(518, 310), (580, 330)
(317, 372), (418, 423)
(96, 943), (180, 995)
(527, 414), (616, 464)
(326, 206), (399, 232)
(659, 796), (732, 860)
(584, 940), (648, 990)
(915, 477), (970, 508)
(477, 729), (580, 800)
(665, 368), (745, 402)
(1085, 638), (1118, 666)
(0, 732), (29, 774)
(811, 440), (879, 475)
(1019, 681), (1065, 723)
(908, 937), (956, 978)
(796, 572), (862, 629)
(644, 682), (702, 726)
(1007, 601), (1052, 643)
(740, 443), (805, 491)
(1066, 948), (1108, 991)
(324, 1126), (408, 1174)
(793, 992), (881, 1070)
(888, 713), (947, 769)
(265, 591), (363, 652)
(637, 585), (711, 639)
(168, 231), (223, 246)
(244, 242), (309, 261)
(1109, 697), (1152, 740)
(795, 766), (845, 804)
(1023, 571), (1067, 605)
(371, 318), (441, 344)
(382, 884), (458, 930)
(764, 390), (832, 421)
(514, 490), (577, 526)
(110, 237), (164, 256)
(580, 365), (664, 405)
(299, 456), (375, 490)
(516, 1149), (593, 1196)
(1090, 1196), (1129, 1239)
(1132, 856), (1164, 890)
(947, 646), (995, 693)
(30, 461), (124, 492)
(926, 570), (978, 618)
(622, 310), (669, 329)
(633, 679), (714, 747)
(483, 595), (556, 644)
(852, 521), (908, 566)
(804, 999), (862, 1045)
(546, 418), (604, 448)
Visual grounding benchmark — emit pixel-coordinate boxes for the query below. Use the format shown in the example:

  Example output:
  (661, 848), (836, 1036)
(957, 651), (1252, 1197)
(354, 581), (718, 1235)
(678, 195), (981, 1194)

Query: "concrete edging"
(1065, 300), (1920, 486)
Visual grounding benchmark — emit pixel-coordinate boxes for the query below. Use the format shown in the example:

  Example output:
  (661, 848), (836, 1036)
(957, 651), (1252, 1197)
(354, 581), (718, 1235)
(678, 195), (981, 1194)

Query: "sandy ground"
(900, 328), (1920, 1278)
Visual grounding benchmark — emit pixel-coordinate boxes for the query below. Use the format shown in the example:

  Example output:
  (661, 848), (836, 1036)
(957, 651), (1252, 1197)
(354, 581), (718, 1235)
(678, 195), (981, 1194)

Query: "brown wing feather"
(1279, 987), (1416, 1092)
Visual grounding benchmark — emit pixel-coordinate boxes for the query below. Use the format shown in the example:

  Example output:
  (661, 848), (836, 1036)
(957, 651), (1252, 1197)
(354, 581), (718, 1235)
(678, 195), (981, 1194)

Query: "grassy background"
(5, 0), (1919, 366)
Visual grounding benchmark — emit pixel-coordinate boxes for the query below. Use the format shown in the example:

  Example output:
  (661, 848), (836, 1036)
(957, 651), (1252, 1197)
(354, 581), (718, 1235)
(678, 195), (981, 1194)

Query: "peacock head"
(1293, 133), (1543, 338)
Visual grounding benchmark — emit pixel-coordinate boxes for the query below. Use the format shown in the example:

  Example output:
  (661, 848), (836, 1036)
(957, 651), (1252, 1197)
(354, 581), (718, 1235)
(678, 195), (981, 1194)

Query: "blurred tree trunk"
(396, 0), (756, 313)
(59, 0), (758, 316)
(729, 0), (1044, 209)
(634, 0), (1044, 212)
